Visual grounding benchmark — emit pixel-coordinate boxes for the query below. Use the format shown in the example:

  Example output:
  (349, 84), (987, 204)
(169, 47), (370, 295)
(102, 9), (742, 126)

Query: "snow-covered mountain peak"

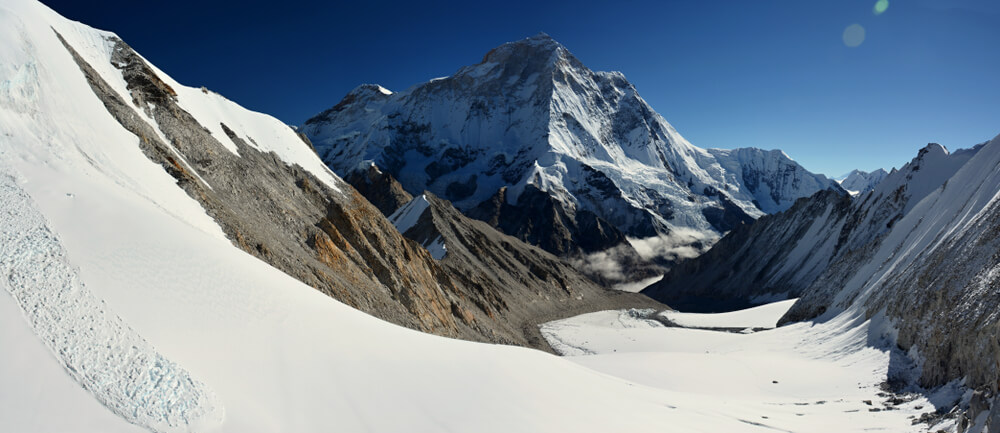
(308, 83), (392, 124)
(918, 141), (948, 158)
(871, 141), (982, 215)
(837, 142), (975, 204)
(349, 83), (393, 96)
(478, 32), (571, 66)
(301, 34), (841, 267)
(446, 33), (587, 97)
(902, 143), (952, 176)
(528, 31), (556, 43)
(838, 168), (889, 196)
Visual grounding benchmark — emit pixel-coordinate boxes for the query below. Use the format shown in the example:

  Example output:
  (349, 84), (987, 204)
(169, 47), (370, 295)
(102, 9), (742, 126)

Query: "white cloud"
(627, 229), (719, 263)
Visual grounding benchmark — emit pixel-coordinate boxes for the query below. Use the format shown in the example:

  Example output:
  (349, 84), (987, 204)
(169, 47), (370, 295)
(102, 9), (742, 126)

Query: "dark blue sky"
(41, 0), (1000, 176)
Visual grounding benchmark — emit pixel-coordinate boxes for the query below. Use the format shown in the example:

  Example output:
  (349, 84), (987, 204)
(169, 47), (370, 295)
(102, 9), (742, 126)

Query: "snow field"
(659, 299), (798, 329)
(542, 303), (941, 432)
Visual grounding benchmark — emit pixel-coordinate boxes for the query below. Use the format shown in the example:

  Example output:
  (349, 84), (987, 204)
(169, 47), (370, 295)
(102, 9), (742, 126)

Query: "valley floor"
(541, 301), (961, 433)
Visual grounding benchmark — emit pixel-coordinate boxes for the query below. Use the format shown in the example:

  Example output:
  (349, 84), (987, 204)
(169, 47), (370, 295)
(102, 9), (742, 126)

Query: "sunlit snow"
(0, 1), (970, 432)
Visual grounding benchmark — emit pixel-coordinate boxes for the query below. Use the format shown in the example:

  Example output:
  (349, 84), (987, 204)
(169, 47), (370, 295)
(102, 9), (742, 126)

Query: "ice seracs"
(0, 171), (222, 433)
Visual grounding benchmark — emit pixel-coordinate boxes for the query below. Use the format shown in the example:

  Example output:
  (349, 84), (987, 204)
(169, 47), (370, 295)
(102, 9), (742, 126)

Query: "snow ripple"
(0, 171), (222, 433)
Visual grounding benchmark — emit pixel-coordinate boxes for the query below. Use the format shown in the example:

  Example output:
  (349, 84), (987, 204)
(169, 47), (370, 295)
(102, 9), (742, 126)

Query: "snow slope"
(784, 133), (1000, 391)
(2, 1), (980, 432)
(388, 193), (431, 234)
(0, 3), (695, 430)
(0, 170), (221, 433)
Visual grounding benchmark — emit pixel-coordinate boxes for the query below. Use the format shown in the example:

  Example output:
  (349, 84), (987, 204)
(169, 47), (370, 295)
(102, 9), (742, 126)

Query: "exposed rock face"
(58, 32), (472, 338)
(467, 184), (630, 256)
(958, 391), (1000, 433)
(343, 163), (413, 216)
(300, 33), (841, 273)
(352, 162), (663, 285)
(465, 184), (665, 283)
(58, 31), (661, 350)
(645, 142), (980, 312)
(392, 192), (665, 349)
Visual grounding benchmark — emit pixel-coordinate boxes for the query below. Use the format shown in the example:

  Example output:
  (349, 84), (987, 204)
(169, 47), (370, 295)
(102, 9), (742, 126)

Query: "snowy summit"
(301, 33), (843, 267)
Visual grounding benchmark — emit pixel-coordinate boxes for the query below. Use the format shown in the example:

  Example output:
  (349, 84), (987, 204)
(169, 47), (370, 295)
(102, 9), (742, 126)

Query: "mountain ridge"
(644, 141), (980, 310)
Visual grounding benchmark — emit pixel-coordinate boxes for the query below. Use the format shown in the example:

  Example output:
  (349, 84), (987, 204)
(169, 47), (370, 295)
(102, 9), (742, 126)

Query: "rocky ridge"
(57, 29), (659, 350)
(394, 191), (666, 350)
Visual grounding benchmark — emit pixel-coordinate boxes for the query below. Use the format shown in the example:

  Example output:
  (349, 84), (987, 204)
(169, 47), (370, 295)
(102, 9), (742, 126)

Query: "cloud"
(568, 229), (719, 284)
(569, 245), (631, 282)
(627, 229), (719, 263)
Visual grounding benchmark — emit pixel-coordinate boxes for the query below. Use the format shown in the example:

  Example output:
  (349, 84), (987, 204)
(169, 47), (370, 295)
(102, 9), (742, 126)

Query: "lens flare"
(874, 0), (889, 15)
(842, 24), (866, 47)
